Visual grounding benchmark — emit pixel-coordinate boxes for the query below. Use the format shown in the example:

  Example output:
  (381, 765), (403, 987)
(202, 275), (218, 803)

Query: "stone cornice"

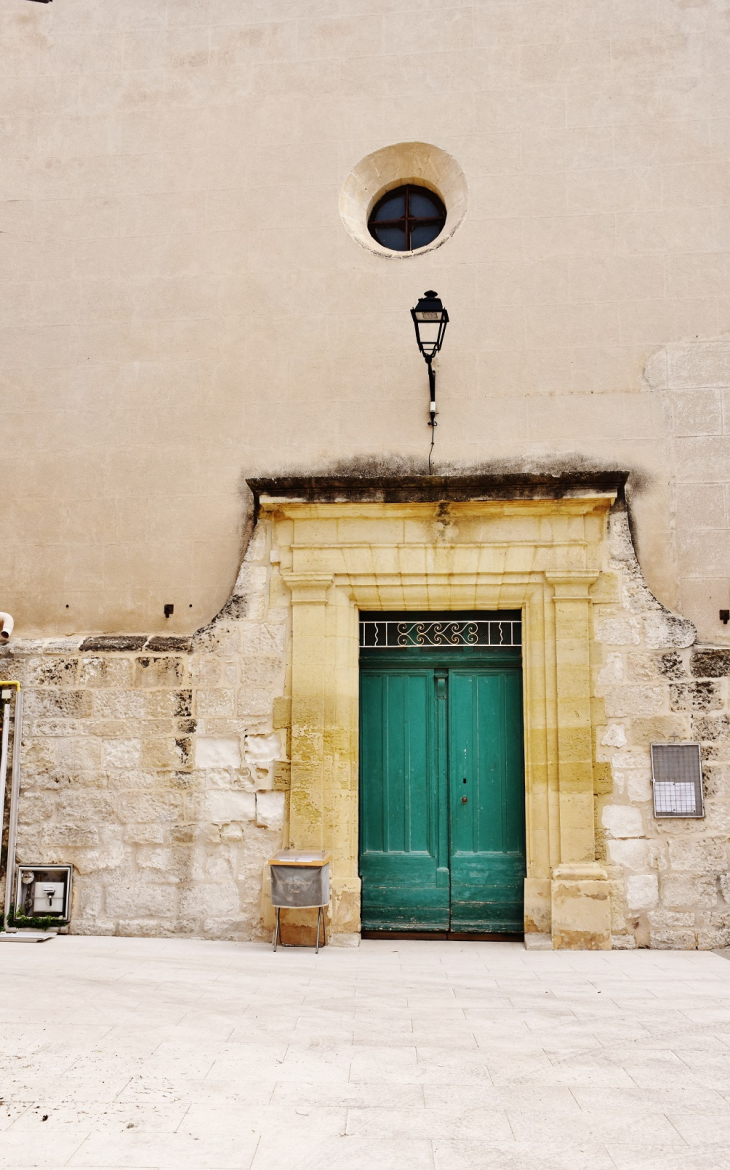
(248, 471), (629, 512)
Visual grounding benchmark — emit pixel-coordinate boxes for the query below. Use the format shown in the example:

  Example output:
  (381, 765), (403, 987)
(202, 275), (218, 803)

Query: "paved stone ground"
(2, 938), (730, 1169)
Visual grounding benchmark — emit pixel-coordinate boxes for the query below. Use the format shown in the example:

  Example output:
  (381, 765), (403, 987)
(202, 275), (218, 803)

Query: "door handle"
(461, 795), (468, 803)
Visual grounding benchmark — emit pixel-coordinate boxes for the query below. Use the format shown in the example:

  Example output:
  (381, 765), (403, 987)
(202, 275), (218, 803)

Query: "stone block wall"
(3, 502), (730, 947)
(0, 521), (290, 939)
(595, 511), (730, 950)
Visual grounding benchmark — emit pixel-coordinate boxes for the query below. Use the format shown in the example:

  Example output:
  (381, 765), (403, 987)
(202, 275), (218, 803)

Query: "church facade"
(2, 0), (730, 948)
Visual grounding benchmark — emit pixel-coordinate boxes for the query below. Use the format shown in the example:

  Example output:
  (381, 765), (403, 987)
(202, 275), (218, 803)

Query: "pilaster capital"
(281, 573), (334, 604)
(544, 571), (599, 599)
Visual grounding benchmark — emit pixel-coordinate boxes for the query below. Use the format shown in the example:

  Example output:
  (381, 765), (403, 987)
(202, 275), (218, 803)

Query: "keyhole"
(463, 778), (467, 784)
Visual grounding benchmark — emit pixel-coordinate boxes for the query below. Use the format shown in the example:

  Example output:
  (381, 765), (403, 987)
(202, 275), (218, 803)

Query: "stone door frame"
(255, 478), (622, 949)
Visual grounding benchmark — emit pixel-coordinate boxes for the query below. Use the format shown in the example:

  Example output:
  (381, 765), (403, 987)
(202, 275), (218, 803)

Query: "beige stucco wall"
(1, 0), (730, 642)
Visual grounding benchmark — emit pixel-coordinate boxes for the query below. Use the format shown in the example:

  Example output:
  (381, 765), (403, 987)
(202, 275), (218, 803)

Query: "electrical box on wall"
(14, 865), (72, 922)
(33, 882), (65, 913)
(651, 743), (704, 818)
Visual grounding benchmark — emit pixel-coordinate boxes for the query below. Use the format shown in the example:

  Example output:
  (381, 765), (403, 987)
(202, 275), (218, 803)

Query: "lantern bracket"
(411, 290), (449, 470)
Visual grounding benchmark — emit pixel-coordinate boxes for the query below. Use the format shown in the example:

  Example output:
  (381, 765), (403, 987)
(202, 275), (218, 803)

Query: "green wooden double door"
(359, 643), (525, 934)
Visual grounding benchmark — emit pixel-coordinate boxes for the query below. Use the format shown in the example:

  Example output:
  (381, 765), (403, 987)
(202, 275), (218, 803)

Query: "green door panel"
(359, 649), (525, 934)
(359, 670), (449, 930)
(449, 670), (525, 933)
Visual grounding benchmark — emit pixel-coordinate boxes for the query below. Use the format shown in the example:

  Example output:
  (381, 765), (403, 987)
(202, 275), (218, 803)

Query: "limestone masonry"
(2, 501), (730, 949)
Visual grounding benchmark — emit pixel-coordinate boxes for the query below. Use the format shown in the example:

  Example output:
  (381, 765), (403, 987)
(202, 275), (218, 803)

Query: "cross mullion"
(369, 183), (446, 251)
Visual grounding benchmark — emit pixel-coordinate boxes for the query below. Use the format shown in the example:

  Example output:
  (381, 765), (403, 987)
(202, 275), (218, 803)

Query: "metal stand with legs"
(268, 851), (331, 954)
(273, 904), (324, 953)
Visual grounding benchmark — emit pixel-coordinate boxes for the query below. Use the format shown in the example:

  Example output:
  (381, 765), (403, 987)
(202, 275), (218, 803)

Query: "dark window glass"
(375, 191), (406, 220)
(408, 189), (440, 218)
(372, 225), (409, 251)
(410, 223), (440, 250)
(368, 184), (446, 252)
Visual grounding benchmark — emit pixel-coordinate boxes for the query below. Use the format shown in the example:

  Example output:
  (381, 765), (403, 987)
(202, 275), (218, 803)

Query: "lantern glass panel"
(415, 319), (442, 353)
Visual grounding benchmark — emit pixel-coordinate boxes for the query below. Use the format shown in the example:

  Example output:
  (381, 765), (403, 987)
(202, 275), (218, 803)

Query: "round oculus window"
(367, 184), (447, 253)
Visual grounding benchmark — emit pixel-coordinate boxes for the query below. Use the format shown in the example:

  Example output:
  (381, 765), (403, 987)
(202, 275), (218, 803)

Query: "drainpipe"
(0, 684), (21, 933)
(0, 691), (12, 892)
(0, 613), (14, 640)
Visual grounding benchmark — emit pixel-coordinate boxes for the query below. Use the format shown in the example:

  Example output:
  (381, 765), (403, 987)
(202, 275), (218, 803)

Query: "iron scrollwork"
(360, 619), (521, 649)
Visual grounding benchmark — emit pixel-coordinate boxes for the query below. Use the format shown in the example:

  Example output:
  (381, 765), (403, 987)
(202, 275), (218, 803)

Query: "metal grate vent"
(651, 743), (704, 818)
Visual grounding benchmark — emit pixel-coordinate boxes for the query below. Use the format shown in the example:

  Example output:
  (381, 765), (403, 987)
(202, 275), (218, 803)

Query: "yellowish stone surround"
(263, 493), (618, 949)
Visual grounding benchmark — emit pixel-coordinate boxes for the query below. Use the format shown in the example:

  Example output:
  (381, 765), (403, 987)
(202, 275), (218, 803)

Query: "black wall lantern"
(411, 290), (449, 471)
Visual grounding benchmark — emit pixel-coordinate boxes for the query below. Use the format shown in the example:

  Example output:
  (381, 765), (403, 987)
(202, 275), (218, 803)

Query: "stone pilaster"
(286, 574), (360, 942)
(546, 573), (611, 949)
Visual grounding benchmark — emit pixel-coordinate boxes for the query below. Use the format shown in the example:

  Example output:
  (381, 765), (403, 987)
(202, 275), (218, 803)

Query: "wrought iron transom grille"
(359, 618), (521, 649)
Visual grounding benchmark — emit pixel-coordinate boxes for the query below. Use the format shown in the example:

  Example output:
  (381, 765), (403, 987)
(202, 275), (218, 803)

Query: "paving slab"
(1, 937), (730, 1168)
